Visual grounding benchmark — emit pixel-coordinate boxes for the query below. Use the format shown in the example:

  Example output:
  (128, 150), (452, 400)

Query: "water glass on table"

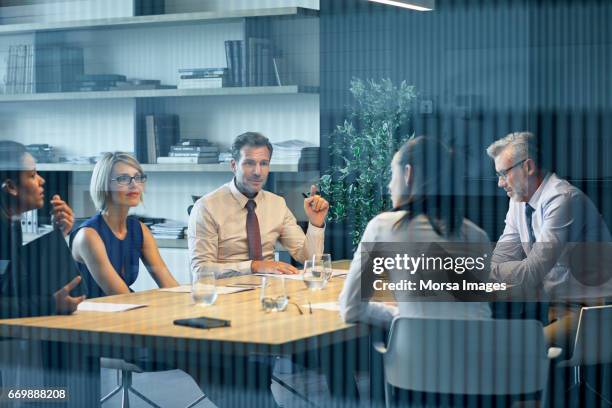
(315, 253), (332, 281)
(303, 255), (331, 290)
(192, 268), (218, 306)
(260, 276), (288, 312)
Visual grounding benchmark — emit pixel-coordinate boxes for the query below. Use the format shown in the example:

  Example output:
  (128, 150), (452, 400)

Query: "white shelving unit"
(37, 162), (303, 172)
(0, 85), (318, 103)
(0, 7), (318, 34)
(1, 2), (320, 291)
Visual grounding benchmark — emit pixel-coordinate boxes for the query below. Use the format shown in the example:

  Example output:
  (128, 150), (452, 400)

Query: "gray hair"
(486, 131), (539, 166)
(90, 152), (144, 211)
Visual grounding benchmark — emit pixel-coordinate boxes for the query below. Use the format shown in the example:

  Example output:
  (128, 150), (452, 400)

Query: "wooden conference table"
(0, 270), (364, 406)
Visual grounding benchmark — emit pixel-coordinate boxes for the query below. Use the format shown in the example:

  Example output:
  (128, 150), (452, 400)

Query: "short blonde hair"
(90, 152), (144, 211)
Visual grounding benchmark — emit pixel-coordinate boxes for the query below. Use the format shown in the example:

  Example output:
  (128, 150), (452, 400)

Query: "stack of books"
(157, 139), (220, 164)
(148, 220), (187, 240)
(218, 151), (233, 163)
(177, 68), (227, 89)
(110, 79), (176, 91)
(26, 144), (57, 163)
(271, 140), (319, 170)
(76, 74), (127, 91)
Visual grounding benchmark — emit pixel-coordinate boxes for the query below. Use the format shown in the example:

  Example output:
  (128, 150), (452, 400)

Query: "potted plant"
(320, 78), (416, 248)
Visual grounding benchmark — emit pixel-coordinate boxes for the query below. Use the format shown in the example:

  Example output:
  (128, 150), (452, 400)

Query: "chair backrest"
(570, 305), (612, 366)
(382, 317), (549, 396)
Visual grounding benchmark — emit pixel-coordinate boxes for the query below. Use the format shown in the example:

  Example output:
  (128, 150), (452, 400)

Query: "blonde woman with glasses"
(71, 152), (178, 298)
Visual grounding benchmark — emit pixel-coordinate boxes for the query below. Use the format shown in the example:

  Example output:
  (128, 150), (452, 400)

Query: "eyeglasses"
(111, 174), (148, 186)
(496, 159), (527, 180)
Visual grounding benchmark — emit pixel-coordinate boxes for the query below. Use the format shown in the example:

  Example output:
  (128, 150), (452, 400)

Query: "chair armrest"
(373, 340), (387, 355)
(547, 347), (563, 359)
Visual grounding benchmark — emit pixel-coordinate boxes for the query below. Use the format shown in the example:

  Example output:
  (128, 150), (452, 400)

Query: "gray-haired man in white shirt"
(188, 132), (329, 278)
(487, 131), (612, 345)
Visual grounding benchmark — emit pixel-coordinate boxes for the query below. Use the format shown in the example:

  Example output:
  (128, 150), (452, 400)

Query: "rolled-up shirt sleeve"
(491, 193), (573, 288)
(188, 200), (252, 278)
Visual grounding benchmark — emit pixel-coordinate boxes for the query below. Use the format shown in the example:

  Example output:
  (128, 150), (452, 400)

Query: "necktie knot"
(246, 199), (256, 211)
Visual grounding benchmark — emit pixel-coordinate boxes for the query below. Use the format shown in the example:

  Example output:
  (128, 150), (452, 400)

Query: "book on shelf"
(156, 156), (219, 164)
(5, 44), (36, 94)
(178, 68), (226, 77)
(224, 40), (243, 87)
(168, 152), (218, 158)
(109, 79), (174, 91)
(177, 68), (227, 89)
(110, 84), (176, 90)
(178, 138), (212, 147)
(170, 145), (219, 153)
(223, 37), (281, 88)
(133, 0), (166, 16)
(140, 114), (180, 164)
(247, 37), (277, 87)
(34, 45), (84, 93)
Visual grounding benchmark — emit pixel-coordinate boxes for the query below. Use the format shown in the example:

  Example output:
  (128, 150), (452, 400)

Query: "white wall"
(0, 99), (135, 157)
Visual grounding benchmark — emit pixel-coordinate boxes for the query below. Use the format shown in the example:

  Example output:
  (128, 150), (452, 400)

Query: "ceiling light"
(368, 0), (435, 11)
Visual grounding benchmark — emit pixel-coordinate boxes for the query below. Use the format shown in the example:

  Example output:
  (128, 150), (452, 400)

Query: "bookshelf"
(37, 163), (306, 173)
(0, 7), (318, 35)
(1, 2), (320, 226)
(0, 85), (318, 103)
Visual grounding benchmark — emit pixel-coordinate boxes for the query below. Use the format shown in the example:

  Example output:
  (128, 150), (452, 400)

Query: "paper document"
(254, 273), (303, 281)
(331, 269), (348, 277)
(77, 302), (146, 313)
(159, 285), (254, 295)
(304, 302), (340, 312)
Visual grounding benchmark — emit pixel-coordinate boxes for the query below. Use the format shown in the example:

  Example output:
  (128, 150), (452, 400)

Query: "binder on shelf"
(35, 45), (84, 93)
(143, 114), (180, 164)
(224, 40), (243, 87)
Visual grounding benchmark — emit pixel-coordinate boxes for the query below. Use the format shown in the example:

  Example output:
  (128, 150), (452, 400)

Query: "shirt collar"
(527, 172), (552, 210)
(229, 178), (264, 208)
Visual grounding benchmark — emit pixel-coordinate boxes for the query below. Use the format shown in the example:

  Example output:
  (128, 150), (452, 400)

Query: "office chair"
(101, 357), (206, 408)
(557, 305), (612, 405)
(374, 317), (561, 408)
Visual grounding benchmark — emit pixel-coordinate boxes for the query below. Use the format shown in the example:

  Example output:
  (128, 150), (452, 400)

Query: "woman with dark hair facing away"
(339, 136), (491, 326)
(0, 140), (84, 318)
(70, 152), (178, 298)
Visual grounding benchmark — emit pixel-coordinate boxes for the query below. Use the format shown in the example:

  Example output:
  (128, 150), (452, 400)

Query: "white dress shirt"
(188, 179), (325, 278)
(491, 172), (612, 300)
(339, 211), (492, 327)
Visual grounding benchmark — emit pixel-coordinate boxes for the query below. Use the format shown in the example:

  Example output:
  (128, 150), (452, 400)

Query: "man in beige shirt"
(188, 132), (329, 278)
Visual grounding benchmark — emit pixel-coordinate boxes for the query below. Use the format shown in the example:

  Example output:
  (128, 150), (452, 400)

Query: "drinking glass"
(260, 276), (288, 312)
(303, 258), (329, 290)
(191, 267), (217, 306)
(313, 253), (332, 281)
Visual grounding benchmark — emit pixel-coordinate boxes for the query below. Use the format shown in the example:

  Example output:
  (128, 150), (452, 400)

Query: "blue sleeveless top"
(71, 213), (143, 298)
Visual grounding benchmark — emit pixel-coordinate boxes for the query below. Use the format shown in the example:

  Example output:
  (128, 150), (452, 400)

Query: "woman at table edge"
(71, 152), (178, 297)
(0, 140), (83, 317)
(339, 136), (492, 327)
